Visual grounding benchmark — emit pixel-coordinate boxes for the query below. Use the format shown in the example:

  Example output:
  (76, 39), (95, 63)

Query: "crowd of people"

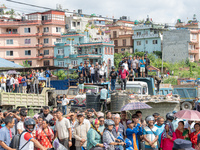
(77, 54), (151, 92)
(0, 68), (52, 94)
(0, 106), (198, 150)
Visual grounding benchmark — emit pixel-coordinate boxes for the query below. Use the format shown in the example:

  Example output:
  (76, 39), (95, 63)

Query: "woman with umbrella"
(160, 122), (177, 150)
(189, 123), (200, 149)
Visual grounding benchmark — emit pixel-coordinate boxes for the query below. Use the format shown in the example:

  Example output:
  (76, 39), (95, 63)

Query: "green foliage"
(163, 77), (177, 85)
(153, 51), (162, 58)
(68, 71), (79, 79)
(20, 60), (30, 68)
(57, 70), (67, 80)
(91, 24), (95, 29)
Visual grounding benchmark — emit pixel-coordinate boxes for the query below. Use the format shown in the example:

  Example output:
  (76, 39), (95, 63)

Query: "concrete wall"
(163, 30), (190, 63)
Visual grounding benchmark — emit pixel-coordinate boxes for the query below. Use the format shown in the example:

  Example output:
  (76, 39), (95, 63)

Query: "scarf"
(162, 123), (173, 139)
(91, 119), (101, 136)
(132, 133), (138, 150)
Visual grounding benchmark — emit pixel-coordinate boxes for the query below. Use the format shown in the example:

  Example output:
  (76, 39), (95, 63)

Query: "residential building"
(174, 14), (200, 62)
(0, 10), (65, 67)
(132, 24), (162, 54)
(54, 31), (114, 73)
(163, 29), (190, 63)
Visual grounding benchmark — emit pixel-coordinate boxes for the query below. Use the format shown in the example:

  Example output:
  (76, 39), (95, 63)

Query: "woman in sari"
(189, 123), (200, 149)
(175, 121), (190, 140)
(160, 122), (177, 150)
(87, 119), (104, 150)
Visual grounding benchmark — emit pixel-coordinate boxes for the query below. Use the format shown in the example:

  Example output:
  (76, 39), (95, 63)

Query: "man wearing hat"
(74, 112), (90, 150)
(173, 139), (195, 150)
(126, 120), (142, 150)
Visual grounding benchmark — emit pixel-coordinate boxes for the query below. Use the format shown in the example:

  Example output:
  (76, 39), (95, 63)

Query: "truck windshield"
(126, 87), (142, 94)
(84, 86), (98, 93)
(68, 88), (79, 95)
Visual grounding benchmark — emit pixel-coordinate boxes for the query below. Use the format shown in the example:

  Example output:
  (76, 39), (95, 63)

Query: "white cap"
(115, 114), (120, 118)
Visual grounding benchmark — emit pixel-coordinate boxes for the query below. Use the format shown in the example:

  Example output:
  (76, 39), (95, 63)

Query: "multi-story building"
(0, 10), (65, 67)
(175, 14), (200, 62)
(132, 22), (163, 54)
(54, 31), (114, 73)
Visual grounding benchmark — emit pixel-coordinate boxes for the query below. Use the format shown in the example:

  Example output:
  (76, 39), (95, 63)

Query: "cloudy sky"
(1, 0), (200, 25)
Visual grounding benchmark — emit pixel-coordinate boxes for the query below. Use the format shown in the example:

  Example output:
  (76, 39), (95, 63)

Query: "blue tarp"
(50, 79), (77, 90)
(0, 57), (23, 68)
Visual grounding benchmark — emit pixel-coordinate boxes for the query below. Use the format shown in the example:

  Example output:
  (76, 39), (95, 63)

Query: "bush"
(163, 77), (177, 85)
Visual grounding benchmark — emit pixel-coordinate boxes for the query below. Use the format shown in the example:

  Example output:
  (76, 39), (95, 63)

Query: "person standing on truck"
(109, 66), (118, 91)
(100, 85), (108, 111)
(194, 97), (199, 110)
(21, 75), (27, 94)
(118, 65), (129, 90)
(140, 56), (146, 77)
(132, 56), (138, 77)
(128, 55), (133, 70)
(128, 68), (135, 81)
(78, 62), (83, 77)
(78, 73), (84, 94)
(102, 61), (107, 82)
(0, 73), (6, 92)
(90, 64), (95, 83)
(85, 63), (91, 83)
(62, 94), (69, 115)
(137, 56), (141, 77)
(95, 62), (100, 83)
(45, 68), (51, 87)
(145, 54), (150, 77)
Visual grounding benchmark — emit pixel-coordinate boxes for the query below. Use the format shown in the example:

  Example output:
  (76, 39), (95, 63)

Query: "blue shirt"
(100, 88), (108, 100)
(140, 59), (146, 68)
(45, 70), (51, 77)
(143, 126), (158, 149)
(21, 78), (27, 86)
(88, 64), (91, 67)
(78, 66), (83, 73)
(126, 123), (143, 149)
(98, 125), (105, 133)
(154, 124), (165, 144)
(0, 127), (11, 150)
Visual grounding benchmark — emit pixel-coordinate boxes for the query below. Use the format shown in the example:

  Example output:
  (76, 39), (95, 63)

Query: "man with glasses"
(118, 65), (129, 90)
(112, 114), (126, 139)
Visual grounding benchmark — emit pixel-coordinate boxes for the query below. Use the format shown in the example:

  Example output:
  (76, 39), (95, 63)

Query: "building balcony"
(54, 42), (65, 46)
(56, 55), (65, 59)
(132, 33), (159, 39)
(36, 43), (43, 49)
(36, 33), (43, 36)
(0, 32), (20, 37)
(132, 25), (152, 30)
(36, 54), (44, 60)
(105, 30), (111, 33)
(69, 54), (78, 58)
(189, 49), (199, 54)
(77, 54), (102, 58)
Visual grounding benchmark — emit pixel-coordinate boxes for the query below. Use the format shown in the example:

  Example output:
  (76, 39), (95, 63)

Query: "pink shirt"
(118, 69), (129, 79)
(160, 132), (176, 150)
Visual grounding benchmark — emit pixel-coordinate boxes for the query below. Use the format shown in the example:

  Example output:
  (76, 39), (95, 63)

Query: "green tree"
(57, 70), (67, 80)
(20, 60), (30, 67)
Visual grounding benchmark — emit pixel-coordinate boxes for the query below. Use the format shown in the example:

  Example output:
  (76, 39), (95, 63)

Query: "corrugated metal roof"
(0, 57), (23, 68)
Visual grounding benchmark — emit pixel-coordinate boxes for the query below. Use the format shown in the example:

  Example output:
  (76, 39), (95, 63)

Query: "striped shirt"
(143, 126), (158, 149)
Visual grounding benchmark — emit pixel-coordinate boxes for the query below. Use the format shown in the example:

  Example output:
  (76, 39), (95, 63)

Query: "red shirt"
(118, 69), (129, 79)
(18, 76), (23, 84)
(36, 129), (53, 149)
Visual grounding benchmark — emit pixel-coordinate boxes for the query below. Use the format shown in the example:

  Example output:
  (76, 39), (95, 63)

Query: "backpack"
(10, 131), (30, 150)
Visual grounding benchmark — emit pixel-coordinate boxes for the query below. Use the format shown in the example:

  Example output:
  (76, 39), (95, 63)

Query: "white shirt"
(1, 78), (6, 86)
(19, 132), (34, 150)
(17, 121), (25, 134)
(62, 98), (69, 106)
(55, 118), (71, 140)
(90, 67), (95, 74)
(10, 77), (15, 85)
(103, 64), (107, 73)
(99, 67), (105, 76)
(122, 63), (129, 71)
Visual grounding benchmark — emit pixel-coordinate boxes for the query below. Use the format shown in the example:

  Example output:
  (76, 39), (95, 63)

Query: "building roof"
(117, 20), (135, 24)
(0, 57), (23, 69)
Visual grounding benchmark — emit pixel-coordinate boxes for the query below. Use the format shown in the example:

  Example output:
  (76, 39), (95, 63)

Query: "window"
(71, 60), (78, 66)
(43, 60), (50, 66)
(192, 34), (197, 40)
(99, 48), (102, 54)
(146, 40), (148, 44)
(56, 27), (61, 32)
(6, 51), (13, 56)
(123, 39), (126, 46)
(153, 40), (158, 44)
(42, 15), (48, 20)
(44, 50), (49, 55)
(24, 28), (31, 33)
(114, 40), (118, 46)
(105, 47), (107, 54)
(44, 38), (49, 44)
(72, 22), (76, 27)
(6, 39), (13, 44)
(154, 30), (158, 34)
(43, 27), (49, 32)
(77, 22), (80, 26)
(56, 38), (62, 43)
(58, 61), (64, 67)
(25, 50), (31, 55)
(111, 48), (113, 54)
(13, 29), (17, 33)
(25, 39), (31, 44)
(113, 31), (117, 38)
(27, 61), (32, 66)
(108, 47), (110, 54)
(115, 49), (118, 53)
(137, 32), (141, 35)
(58, 48), (64, 55)
(137, 41), (141, 46)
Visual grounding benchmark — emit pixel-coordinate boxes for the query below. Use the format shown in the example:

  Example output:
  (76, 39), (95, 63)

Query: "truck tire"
(181, 102), (192, 110)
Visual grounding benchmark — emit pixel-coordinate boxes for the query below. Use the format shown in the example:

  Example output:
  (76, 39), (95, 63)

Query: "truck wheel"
(181, 102), (192, 110)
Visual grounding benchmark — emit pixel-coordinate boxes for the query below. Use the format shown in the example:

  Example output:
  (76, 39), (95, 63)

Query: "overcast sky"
(1, 0), (200, 25)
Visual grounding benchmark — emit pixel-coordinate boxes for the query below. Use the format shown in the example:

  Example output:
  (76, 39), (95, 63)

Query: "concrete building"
(0, 10), (65, 67)
(163, 29), (190, 63)
(174, 14), (200, 62)
(132, 23), (162, 54)
(54, 31), (114, 73)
